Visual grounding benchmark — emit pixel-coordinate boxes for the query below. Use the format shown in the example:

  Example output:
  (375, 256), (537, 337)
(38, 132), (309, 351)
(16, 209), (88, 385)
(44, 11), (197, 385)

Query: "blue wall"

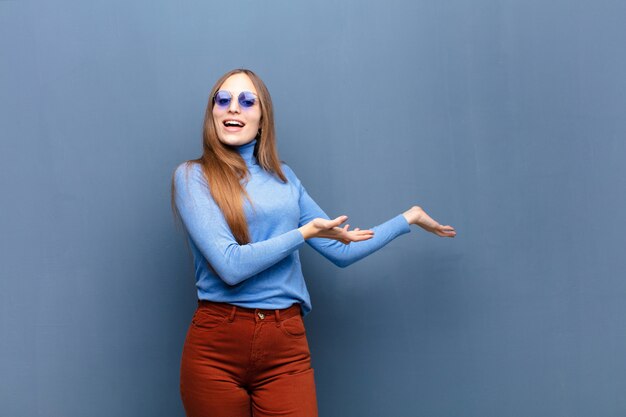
(2, 1), (625, 416)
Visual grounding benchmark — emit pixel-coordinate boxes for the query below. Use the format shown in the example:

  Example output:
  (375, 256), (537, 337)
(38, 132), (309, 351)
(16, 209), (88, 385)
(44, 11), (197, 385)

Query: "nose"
(227, 96), (240, 113)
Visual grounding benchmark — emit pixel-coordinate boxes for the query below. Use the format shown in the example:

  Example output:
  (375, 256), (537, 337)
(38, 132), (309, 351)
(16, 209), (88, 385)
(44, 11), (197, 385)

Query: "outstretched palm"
(403, 206), (456, 238)
(309, 216), (374, 244)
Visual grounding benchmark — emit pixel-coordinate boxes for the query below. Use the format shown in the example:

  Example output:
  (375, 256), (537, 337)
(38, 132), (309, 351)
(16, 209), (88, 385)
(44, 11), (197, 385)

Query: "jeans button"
(258, 312), (265, 320)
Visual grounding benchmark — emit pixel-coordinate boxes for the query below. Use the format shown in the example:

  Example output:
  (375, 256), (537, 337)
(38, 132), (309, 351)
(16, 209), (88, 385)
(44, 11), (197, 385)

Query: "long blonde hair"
(172, 68), (287, 244)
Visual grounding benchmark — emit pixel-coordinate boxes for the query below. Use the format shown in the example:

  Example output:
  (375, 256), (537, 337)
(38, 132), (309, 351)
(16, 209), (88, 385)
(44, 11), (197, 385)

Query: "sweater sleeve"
(283, 165), (412, 268)
(173, 163), (305, 285)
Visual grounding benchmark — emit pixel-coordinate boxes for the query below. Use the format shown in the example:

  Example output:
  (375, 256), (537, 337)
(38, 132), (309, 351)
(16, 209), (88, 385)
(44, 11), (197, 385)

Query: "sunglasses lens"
(239, 92), (256, 108)
(214, 91), (231, 107)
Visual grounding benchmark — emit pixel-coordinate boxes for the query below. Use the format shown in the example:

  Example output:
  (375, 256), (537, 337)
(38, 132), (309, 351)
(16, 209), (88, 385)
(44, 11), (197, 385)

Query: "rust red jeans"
(180, 300), (318, 417)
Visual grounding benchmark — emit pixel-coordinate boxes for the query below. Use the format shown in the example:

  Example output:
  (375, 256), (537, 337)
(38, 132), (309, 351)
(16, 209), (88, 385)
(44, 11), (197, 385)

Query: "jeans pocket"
(190, 308), (228, 331)
(279, 314), (306, 338)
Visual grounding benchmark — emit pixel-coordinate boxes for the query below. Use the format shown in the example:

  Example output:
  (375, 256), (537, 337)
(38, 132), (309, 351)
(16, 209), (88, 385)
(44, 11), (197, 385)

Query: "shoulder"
(174, 161), (202, 179)
(173, 161), (207, 190)
(279, 162), (307, 194)
(280, 162), (299, 182)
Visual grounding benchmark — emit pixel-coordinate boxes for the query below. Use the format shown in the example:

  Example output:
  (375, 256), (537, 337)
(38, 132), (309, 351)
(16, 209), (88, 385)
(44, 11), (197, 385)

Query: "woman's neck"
(233, 139), (257, 167)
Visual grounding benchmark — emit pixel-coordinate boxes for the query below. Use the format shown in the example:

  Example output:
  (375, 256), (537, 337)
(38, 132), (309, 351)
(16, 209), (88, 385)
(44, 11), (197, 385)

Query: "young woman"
(172, 68), (456, 417)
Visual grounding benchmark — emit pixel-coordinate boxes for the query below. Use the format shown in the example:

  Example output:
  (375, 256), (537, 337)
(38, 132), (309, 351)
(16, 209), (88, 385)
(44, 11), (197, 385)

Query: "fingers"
(322, 226), (374, 243)
(312, 214), (377, 243)
(411, 206), (457, 238)
(437, 225), (457, 237)
(349, 235), (373, 242)
(312, 216), (347, 231)
(332, 215), (348, 226)
(346, 230), (374, 242)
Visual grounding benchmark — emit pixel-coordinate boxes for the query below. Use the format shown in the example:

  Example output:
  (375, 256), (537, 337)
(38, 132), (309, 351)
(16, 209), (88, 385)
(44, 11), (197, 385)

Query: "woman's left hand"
(402, 206), (456, 238)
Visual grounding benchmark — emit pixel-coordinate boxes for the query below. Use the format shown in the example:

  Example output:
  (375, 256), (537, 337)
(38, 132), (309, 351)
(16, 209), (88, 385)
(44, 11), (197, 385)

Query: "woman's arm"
(285, 165), (456, 268)
(174, 163), (305, 285)
(299, 190), (412, 267)
(173, 163), (374, 285)
(283, 165), (408, 267)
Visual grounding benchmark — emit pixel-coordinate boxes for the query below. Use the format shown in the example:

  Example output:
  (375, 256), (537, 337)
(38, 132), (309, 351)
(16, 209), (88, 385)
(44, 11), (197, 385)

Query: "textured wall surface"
(2, 0), (625, 416)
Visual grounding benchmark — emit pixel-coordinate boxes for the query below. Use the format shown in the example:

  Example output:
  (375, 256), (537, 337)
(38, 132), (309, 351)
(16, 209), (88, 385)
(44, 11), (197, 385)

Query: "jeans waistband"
(197, 300), (302, 322)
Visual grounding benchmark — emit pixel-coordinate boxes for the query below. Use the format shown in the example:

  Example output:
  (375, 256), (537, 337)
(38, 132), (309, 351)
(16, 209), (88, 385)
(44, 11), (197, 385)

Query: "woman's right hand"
(298, 216), (374, 244)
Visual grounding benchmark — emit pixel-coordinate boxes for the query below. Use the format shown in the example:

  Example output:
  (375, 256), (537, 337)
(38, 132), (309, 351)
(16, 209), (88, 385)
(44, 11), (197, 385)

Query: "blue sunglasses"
(213, 90), (258, 109)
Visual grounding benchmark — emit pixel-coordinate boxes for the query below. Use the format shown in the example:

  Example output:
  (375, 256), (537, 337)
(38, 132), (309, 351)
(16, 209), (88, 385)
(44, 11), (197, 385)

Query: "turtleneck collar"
(233, 139), (258, 167)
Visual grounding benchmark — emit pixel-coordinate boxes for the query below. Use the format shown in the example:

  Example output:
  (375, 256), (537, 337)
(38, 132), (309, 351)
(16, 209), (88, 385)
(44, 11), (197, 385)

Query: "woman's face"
(212, 73), (262, 147)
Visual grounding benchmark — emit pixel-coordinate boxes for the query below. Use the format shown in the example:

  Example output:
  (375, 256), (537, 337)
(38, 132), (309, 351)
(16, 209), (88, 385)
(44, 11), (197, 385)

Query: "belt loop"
(274, 309), (280, 327)
(228, 305), (237, 322)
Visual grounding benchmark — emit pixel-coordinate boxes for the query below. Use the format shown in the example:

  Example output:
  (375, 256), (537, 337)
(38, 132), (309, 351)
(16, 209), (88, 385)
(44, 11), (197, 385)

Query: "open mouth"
(223, 119), (245, 128)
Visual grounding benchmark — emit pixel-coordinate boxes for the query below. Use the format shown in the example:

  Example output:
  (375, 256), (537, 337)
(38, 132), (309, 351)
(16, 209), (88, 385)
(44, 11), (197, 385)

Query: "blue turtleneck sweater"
(173, 140), (411, 315)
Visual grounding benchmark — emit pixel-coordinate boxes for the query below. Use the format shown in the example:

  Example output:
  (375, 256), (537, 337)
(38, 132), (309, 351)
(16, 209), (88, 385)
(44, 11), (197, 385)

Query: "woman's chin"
(218, 134), (256, 147)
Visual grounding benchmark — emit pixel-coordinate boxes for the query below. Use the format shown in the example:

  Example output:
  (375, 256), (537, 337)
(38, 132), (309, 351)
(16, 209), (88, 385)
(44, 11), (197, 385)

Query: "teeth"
(224, 120), (244, 127)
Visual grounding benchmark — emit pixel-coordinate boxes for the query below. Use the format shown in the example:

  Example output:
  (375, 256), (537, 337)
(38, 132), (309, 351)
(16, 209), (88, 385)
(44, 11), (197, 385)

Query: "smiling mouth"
(223, 120), (245, 127)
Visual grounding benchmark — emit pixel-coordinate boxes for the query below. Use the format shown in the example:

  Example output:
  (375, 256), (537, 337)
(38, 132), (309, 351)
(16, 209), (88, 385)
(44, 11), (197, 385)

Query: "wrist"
(298, 223), (315, 240)
(402, 206), (423, 226)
